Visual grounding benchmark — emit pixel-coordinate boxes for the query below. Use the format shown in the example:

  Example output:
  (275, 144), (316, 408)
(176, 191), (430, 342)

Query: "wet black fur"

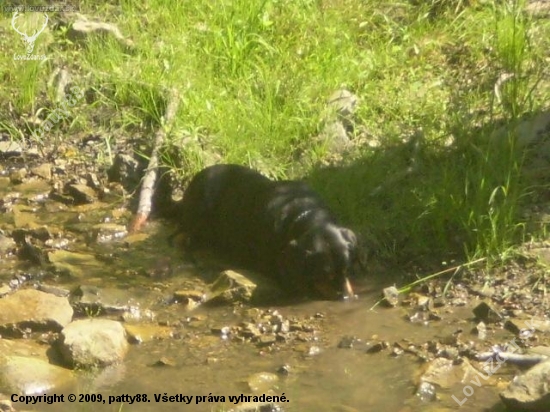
(176, 164), (358, 298)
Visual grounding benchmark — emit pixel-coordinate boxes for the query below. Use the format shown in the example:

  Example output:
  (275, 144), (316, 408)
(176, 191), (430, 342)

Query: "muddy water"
(0, 180), (508, 412)
(35, 292), (507, 412)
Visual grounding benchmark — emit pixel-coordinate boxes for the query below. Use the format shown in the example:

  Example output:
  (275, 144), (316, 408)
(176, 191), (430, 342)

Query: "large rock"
(0, 289), (73, 337)
(60, 319), (129, 368)
(500, 359), (550, 411)
(0, 356), (75, 395)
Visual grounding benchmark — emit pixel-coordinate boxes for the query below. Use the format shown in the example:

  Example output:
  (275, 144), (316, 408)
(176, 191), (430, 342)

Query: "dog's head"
(281, 224), (357, 299)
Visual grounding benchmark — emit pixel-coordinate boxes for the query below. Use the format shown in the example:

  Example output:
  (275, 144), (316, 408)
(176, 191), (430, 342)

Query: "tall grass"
(0, 0), (548, 267)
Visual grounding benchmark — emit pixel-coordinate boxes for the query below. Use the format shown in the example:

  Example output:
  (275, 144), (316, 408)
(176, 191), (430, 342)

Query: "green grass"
(1, 0), (549, 269)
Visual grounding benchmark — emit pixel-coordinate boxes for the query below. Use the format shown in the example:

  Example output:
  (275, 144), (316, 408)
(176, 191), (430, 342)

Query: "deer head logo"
(11, 12), (49, 55)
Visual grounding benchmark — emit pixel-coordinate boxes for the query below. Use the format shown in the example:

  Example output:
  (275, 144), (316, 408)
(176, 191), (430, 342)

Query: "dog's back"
(177, 164), (357, 298)
(177, 165), (273, 263)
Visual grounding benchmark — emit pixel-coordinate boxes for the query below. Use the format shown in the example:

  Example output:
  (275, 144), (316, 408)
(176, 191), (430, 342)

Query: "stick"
(129, 88), (179, 232)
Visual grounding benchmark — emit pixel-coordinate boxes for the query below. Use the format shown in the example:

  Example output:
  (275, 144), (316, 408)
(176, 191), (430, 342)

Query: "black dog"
(175, 164), (357, 299)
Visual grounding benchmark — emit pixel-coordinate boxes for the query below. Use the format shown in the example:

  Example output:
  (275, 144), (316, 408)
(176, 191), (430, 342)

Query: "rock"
(500, 359), (550, 411)
(418, 358), (481, 390)
(0, 235), (16, 256)
(69, 15), (134, 48)
(71, 285), (139, 315)
(505, 318), (550, 336)
(320, 121), (350, 150)
(66, 183), (98, 204)
(247, 372), (279, 393)
(173, 289), (206, 303)
(90, 223), (128, 243)
(365, 342), (388, 354)
(416, 381), (437, 402)
(529, 346), (550, 358)
(472, 321), (487, 340)
(80, 363), (127, 393)
(60, 318), (129, 368)
(473, 301), (502, 324)
(382, 286), (400, 307)
(36, 283), (71, 298)
(30, 164), (52, 180)
(207, 270), (258, 304)
(0, 395), (14, 412)
(124, 324), (173, 344)
(317, 89), (359, 152)
(9, 168), (26, 184)
(13, 180), (51, 199)
(151, 357), (176, 367)
(107, 153), (143, 192)
(0, 289), (73, 337)
(327, 89), (359, 119)
(0, 284), (11, 297)
(0, 141), (23, 157)
(0, 356), (76, 395)
(48, 250), (103, 278)
(337, 335), (373, 351)
(0, 337), (50, 360)
(492, 110), (550, 148)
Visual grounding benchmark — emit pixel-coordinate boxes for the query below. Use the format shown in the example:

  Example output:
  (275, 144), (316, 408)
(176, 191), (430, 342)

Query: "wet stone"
(416, 381), (436, 402)
(0, 396), (14, 412)
(30, 164), (52, 180)
(257, 335), (277, 346)
(207, 270), (258, 304)
(473, 301), (502, 324)
(338, 335), (369, 350)
(71, 285), (138, 315)
(9, 168), (27, 184)
(151, 357), (176, 367)
(0, 284), (11, 297)
(48, 250), (104, 278)
(13, 180), (51, 198)
(418, 357), (480, 390)
(91, 223), (128, 243)
(0, 336), (51, 359)
(0, 356), (76, 395)
(365, 341), (388, 354)
(472, 321), (487, 340)
(60, 318), (129, 368)
(44, 237), (70, 249)
(0, 289), (73, 337)
(173, 289), (205, 303)
(276, 365), (291, 376)
(66, 183), (98, 204)
(247, 372), (279, 393)
(0, 234), (16, 256)
(383, 286), (400, 307)
(505, 318), (550, 336)
(500, 359), (550, 411)
(124, 323), (173, 344)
